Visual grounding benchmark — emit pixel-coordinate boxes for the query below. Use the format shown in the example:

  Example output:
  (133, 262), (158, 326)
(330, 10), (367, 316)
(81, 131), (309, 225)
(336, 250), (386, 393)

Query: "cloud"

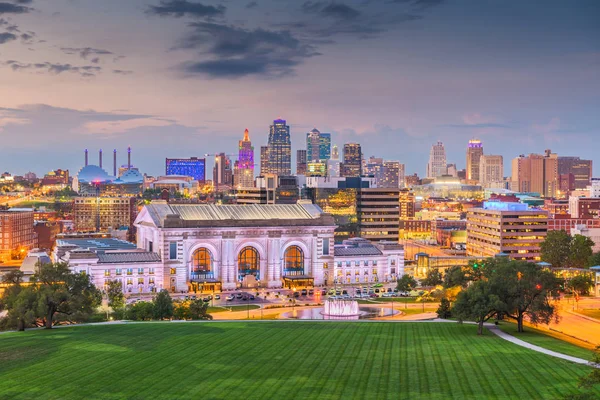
(246, 1), (258, 9)
(112, 69), (134, 75)
(0, 31), (16, 43)
(0, 2), (32, 15)
(176, 21), (320, 78)
(60, 47), (116, 63)
(147, 0), (226, 18)
(389, 0), (446, 9)
(302, 2), (361, 20)
(3, 60), (102, 77)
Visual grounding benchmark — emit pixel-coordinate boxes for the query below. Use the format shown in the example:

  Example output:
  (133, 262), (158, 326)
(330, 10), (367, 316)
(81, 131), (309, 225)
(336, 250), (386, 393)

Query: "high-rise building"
(511, 150), (558, 197)
(0, 209), (36, 262)
(166, 157), (206, 183)
(267, 119), (292, 176)
(296, 149), (307, 175)
(381, 161), (403, 188)
(447, 164), (458, 177)
(260, 146), (269, 176)
(466, 139), (483, 183)
(467, 202), (548, 262)
(357, 188), (400, 242)
(558, 157), (592, 190)
(233, 129), (254, 189)
(306, 128), (331, 163)
(427, 141), (447, 178)
(327, 159), (340, 177)
(331, 144), (340, 161)
(364, 156), (384, 183)
(340, 143), (362, 177)
(319, 133), (331, 161)
(72, 197), (137, 241)
(399, 188), (416, 240)
(213, 153), (233, 190)
(479, 155), (504, 188)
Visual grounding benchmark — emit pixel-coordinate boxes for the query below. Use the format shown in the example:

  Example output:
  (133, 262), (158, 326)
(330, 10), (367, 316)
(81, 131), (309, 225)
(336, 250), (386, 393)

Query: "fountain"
(321, 299), (361, 319)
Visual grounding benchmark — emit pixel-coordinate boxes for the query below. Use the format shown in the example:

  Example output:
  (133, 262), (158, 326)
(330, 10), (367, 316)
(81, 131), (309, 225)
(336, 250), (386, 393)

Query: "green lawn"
(207, 305), (261, 313)
(0, 322), (597, 400)
(496, 322), (595, 360)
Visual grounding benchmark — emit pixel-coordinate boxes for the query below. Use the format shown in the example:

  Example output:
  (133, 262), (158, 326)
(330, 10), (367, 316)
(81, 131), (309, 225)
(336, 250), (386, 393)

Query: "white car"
(225, 295), (235, 301)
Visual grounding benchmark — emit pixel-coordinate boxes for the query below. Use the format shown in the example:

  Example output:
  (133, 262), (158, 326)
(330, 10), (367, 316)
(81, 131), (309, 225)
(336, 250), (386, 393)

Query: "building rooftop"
(334, 246), (383, 257)
(98, 252), (161, 264)
(56, 238), (137, 251)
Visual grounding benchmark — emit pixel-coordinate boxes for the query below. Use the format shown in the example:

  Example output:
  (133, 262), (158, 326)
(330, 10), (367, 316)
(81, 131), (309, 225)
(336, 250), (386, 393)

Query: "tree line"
(0, 262), (212, 332)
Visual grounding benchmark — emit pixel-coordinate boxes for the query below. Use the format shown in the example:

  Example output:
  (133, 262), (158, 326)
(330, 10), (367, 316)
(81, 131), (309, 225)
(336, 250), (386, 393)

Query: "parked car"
(236, 293), (243, 299)
(225, 295), (235, 301)
(214, 294), (221, 300)
(354, 294), (362, 299)
(301, 289), (307, 296)
(369, 293), (378, 298)
(342, 290), (348, 295)
(321, 289), (327, 295)
(356, 289), (362, 295)
(387, 288), (392, 293)
(382, 293), (393, 298)
(393, 288), (399, 293)
(249, 295), (255, 300)
(374, 288), (380, 294)
(342, 294), (351, 299)
(293, 291), (300, 298)
(308, 289), (314, 295)
(203, 297), (210, 302)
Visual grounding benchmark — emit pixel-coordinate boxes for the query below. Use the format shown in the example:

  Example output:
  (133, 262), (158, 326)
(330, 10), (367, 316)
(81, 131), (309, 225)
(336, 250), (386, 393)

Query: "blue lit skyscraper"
(267, 119), (291, 176)
(306, 128), (331, 162)
(165, 157), (206, 183)
(319, 133), (331, 161)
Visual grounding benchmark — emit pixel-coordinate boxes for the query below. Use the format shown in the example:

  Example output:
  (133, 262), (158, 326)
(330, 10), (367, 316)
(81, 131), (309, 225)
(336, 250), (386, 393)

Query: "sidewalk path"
(486, 324), (596, 367)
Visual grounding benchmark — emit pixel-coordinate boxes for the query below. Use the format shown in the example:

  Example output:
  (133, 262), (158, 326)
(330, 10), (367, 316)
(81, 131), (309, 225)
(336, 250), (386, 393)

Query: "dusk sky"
(0, 0), (598, 177)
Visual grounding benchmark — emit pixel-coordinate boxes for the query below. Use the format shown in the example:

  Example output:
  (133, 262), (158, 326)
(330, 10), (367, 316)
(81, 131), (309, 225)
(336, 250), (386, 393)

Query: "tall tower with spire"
(427, 141), (447, 179)
(235, 128), (255, 188)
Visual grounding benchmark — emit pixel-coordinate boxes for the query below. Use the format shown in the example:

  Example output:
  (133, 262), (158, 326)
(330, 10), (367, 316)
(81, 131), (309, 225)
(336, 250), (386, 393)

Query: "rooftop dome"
(115, 169), (143, 184)
(77, 165), (112, 183)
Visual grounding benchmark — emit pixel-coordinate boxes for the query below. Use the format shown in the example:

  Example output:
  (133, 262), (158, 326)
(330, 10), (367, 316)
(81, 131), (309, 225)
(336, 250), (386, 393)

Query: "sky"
(0, 0), (598, 178)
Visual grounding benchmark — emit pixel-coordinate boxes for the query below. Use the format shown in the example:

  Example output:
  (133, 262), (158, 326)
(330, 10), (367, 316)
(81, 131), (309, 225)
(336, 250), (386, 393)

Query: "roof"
(56, 238), (137, 250)
(334, 246), (383, 257)
(141, 202), (332, 228)
(98, 252), (161, 264)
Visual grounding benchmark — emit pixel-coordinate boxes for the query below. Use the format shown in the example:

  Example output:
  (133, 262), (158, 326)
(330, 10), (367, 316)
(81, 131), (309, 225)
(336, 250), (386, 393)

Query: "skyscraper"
(332, 144), (340, 161)
(296, 149), (307, 175)
(260, 146), (269, 176)
(213, 153), (233, 190)
(466, 139), (483, 183)
(306, 129), (331, 162)
(267, 119), (292, 176)
(340, 143), (362, 177)
(558, 156), (592, 190)
(427, 141), (447, 178)
(234, 129), (254, 189)
(511, 150), (558, 197)
(479, 155), (503, 188)
(381, 161), (405, 188)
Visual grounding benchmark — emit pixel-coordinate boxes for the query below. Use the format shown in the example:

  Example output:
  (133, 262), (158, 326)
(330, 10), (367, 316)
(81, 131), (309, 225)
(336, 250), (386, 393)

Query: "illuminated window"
(284, 246), (304, 276)
(170, 268), (176, 275)
(126, 268), (133, 276)
(191, 248), (212, 279)
(238, 247), (260, 280)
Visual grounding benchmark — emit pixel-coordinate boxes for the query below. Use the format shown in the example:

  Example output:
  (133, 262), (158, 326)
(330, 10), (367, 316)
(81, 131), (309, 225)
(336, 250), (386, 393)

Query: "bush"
(126, 301), (155, 321)
(436, 298), (451, 319)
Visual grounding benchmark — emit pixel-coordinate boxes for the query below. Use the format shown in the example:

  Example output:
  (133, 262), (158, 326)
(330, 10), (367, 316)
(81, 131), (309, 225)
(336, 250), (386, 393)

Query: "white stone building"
(333, 238), (404, 284)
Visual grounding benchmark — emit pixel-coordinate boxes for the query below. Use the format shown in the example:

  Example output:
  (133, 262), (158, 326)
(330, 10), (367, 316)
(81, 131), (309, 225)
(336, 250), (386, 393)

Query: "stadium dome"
(115, 168), (144, 184)
(76, 165), (112, 183)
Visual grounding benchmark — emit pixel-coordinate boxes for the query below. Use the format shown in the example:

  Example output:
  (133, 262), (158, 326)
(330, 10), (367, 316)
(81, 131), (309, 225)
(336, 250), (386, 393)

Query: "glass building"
(268, 119), (292, 176)
(165, 157), (206, 183)
(306, 129), (331, 162)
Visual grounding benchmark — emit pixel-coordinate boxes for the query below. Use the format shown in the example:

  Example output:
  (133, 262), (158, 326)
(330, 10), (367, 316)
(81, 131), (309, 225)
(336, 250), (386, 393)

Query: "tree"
(568, 275), (594, 296)
(0, 271), (37, 331)
(588, 252), (600, 268)
(126, 301), (155, 321)
(485, 258), (561, 333)
(106, 280), (125, 310)
(436, 298), (451, 319)
(32, 262), (102, 329)
(188, 299), (213, 320)
(569, 235), (595, 269)
(421, 269), (443, 287)
(397, 274), (417, 292)
(443, 266), (469, 288)
(153, 290), (174, 320)
(541, 230), (572, 268)
(173, 301), (190, 320)
(453, 280), (501, 335)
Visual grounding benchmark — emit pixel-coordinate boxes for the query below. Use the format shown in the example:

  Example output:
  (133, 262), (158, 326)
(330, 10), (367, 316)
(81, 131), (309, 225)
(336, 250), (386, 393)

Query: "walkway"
(486, 324), (596, 367)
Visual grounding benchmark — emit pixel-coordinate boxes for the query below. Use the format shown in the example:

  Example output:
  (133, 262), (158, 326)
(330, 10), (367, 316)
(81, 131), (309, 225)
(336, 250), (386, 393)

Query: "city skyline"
(0, 0), (599, 176)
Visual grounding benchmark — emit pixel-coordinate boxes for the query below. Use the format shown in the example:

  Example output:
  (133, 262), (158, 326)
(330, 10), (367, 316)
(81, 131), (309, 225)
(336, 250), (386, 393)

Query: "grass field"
(0, 322), (598, 400)
(496, 322), (595, 360)
(207, 305), (261, 313)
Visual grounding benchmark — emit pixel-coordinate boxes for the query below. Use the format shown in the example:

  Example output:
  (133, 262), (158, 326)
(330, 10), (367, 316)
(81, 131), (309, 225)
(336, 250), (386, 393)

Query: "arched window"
(191, 248), (213, 279)
(238, 247), (260, 280)
(284, 246), (304, 276)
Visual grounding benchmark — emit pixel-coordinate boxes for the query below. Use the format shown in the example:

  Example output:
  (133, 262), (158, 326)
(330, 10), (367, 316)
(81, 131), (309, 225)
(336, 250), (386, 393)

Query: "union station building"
(134, 201), (404, 292)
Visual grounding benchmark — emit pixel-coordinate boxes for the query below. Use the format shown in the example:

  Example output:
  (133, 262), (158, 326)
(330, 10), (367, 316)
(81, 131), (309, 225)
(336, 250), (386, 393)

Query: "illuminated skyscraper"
(427, 141), (447, 179)
(479, 155), (503, 188)
(267, 119), (292, 176)
(166, 157), (205, 183)
(466, 139), (483, 183)
(213, 153), (233, 191)
(234, 129), (254, 189)
(260, 146), (269, 175)
(306, 129), (331, 162)
(341, 143), (362, 177)
(296, 149), (307, 175)
(331, 144), (339, 161)
(511, 150), (558, 197)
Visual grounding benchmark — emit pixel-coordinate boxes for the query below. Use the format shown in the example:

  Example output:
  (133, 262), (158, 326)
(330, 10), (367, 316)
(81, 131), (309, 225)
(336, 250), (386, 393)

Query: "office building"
(41, 169), (69, 186)
(568, 196), (600, 219)
(0, 209), (36, 262)
(331, 144), (340, 161)
(466, 139), (483, 183)
(558, 157), (592, 190)
(511, 150), (558, 198)
(307, 128), (332, 163)
(340, 143), (362, 177)
(399, 188), (416, 239)
(381, 161), (404, 188)
(72, 197), (138, 241)
(213, 153), (233, 190)
(319, 133), (331, 161)
(260, 146), (269, 176)
(479, 155), (504, 188)
(427, 141), (447, 178)
(307, 162), (327, 177)
(296, 149), (307, 175)
(236, 175), (299, 205)
(165, 157), (206, 183)
(234, 129), (254, 189)
(357, 188), (400, 242)
(267, 119), (292, 176)
(467, 201), (548, 262)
